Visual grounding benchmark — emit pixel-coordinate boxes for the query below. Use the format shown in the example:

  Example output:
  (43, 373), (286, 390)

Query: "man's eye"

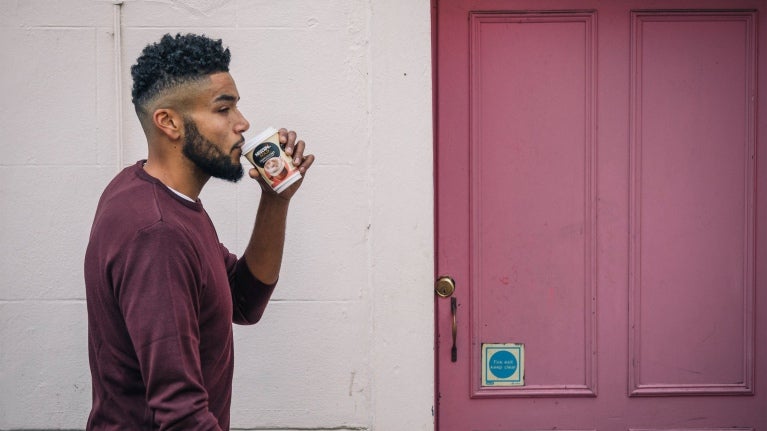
(218, 107), (230, 112)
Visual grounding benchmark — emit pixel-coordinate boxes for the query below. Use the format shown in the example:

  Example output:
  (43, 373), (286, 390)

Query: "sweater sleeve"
(220, 245), (277, 325)
(115, 222), (223, 431)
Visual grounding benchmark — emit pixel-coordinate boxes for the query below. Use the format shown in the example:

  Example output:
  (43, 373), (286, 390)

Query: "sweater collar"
(133, 160), (204, 211)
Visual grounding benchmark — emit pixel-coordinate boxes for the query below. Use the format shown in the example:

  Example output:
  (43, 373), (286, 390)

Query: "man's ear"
(152, 109), (183, 140)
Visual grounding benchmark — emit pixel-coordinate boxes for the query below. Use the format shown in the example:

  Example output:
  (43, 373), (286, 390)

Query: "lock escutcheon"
(435, 275), (456, 298)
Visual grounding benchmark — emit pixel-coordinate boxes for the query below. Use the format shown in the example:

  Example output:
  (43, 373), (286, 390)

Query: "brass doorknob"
(435, 275), (456, 298)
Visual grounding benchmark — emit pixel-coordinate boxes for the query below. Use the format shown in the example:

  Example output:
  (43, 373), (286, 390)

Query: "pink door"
(435, 0), (767, 430)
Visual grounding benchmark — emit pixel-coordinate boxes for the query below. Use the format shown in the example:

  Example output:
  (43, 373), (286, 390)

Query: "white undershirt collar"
(166, 185), (195, 202)
(142, 161), (196, 202)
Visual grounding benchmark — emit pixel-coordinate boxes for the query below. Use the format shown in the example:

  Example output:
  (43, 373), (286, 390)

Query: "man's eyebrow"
(213, 94), (239, 103)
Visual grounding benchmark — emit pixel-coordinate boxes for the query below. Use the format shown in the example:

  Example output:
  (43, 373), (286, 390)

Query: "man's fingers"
(292, 140), (305, 165)
(279, 129), (297, 156)
(296, 153), (315, 174)
(278, 128), (289, 143)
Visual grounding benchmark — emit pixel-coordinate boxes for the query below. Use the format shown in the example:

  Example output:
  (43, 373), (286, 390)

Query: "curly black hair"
(131, 33), (231, 113)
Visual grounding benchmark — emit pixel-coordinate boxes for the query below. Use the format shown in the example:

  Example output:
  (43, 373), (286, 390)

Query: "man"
(84, 33), (314, 430)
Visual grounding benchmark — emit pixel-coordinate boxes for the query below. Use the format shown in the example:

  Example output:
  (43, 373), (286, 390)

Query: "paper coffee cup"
(241, 127), (302, 193)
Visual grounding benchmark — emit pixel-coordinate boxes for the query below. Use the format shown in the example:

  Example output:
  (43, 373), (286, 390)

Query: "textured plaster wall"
(0, 1), (434, 430)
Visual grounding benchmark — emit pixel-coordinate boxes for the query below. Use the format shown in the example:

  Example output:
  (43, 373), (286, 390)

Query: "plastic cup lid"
(242, 127), (278, 153)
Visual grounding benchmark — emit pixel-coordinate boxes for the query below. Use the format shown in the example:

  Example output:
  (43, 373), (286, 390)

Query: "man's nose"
(235, 112), (250, 134)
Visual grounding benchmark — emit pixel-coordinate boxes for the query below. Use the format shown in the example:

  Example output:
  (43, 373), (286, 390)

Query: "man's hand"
(248, 128), (315, 201)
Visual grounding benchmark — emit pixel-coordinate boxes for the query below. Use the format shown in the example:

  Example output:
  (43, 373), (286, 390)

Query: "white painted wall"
(0, 1), (434, 430)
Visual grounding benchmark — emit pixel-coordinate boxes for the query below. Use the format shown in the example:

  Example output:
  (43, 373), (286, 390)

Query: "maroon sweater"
(84, 161), (275, 430)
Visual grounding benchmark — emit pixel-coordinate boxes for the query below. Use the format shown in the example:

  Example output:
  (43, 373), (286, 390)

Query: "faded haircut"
(130, 33), (231, 118)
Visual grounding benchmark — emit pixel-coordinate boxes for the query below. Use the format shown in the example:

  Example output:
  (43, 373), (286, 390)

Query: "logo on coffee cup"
(252, 142), (281, 167)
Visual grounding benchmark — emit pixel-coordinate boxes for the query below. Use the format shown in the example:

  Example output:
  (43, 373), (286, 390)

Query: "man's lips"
(232, 138), (245, 154)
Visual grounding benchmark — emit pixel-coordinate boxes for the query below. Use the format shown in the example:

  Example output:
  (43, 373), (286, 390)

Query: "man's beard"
(182, 118), (244, 183)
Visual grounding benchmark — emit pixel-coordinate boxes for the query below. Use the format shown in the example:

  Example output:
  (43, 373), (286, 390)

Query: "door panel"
(435, 1), (766, 430)
(629, 11), (756, 396)
(471, 11), (597, 397)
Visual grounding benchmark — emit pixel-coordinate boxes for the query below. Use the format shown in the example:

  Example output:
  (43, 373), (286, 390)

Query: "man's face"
(181, 72), (250, 182)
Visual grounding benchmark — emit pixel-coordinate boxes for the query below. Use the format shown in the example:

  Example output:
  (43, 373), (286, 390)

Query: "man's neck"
(143, 157), (209, 201)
